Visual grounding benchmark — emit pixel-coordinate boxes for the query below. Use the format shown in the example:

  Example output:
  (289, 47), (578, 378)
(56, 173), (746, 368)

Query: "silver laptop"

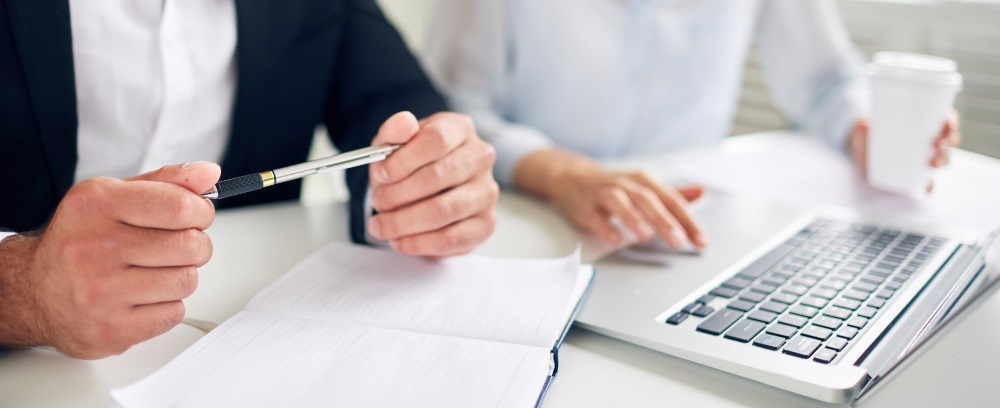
(574, 192), (1000, 404)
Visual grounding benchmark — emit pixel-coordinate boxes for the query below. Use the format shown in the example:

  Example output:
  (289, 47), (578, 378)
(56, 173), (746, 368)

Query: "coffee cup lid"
(867, 52), (962, 87)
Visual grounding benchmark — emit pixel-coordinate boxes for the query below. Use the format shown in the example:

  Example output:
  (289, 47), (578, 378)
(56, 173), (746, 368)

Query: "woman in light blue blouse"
(423, 0), (959, 249)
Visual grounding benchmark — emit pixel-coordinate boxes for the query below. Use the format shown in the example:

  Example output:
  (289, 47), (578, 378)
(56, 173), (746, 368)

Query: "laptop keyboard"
(665, 218), (945, 365)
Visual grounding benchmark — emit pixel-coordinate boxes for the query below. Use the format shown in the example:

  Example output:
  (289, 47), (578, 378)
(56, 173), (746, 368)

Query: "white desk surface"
(3, 132), (1000, 407)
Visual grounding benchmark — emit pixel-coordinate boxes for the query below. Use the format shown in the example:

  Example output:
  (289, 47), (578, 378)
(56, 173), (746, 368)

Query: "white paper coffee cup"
(866, 52), (961, 195)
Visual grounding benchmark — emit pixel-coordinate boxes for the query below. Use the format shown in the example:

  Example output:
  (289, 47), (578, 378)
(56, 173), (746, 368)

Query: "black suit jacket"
(0, 0), (446, 243)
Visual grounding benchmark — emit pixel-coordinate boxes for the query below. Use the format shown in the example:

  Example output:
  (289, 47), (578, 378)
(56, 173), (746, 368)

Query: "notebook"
(574, 191), (999, 403)
(112, 242), (593, 408)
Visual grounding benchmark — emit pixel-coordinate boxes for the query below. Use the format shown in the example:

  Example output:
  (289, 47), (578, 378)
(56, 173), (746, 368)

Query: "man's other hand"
(366, 111), (498, 257)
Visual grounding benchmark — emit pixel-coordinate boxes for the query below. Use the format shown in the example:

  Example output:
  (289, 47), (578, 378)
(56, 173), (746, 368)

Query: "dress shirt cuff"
(487, 124), (555, 188)
(0, 229), (16, 243)
(363, 186), (390, 248)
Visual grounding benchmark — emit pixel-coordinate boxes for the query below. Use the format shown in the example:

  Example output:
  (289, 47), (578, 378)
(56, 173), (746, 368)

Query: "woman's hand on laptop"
(849, 109), (961, 192)
(513, 149), (708, 249)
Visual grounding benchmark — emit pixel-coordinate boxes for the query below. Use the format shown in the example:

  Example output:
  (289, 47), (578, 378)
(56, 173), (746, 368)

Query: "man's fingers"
(368, 174), (497, 241)
(114, 181), (216, 230)
(115, 227), (213, 268)
(370, 111), (421, 146)
(118, 266), (199, 305)
(597, 186), (654, 242)
(371, 141), (494, 212)
(125, 301), (187, 347)
(124, 162), (221, 196)
(389, 213), (496, 257)
(370, 113), (472, 186)
(60, 178), (215, 230)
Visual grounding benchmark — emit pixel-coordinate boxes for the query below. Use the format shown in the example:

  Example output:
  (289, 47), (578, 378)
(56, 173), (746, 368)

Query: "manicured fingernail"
(368, 218), (382, 239)
(182, 161), (212, 170)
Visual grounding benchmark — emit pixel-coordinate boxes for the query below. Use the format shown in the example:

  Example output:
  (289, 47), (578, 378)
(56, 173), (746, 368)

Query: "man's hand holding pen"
(366, 111), (499, 257)
(0, 163), (221, 359)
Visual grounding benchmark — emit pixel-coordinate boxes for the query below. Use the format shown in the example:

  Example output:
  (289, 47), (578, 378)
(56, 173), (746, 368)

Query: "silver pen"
(201, 145), (400, 200)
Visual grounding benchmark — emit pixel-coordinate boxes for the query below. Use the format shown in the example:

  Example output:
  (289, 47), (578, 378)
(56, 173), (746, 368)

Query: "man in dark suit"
(0, 0), (498, 359)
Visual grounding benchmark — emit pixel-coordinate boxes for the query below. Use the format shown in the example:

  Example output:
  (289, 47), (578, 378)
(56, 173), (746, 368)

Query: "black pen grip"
(213, 173), (263, 199)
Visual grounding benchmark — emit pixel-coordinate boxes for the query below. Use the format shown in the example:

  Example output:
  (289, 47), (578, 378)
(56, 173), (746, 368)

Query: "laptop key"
(860, 274), (886, 285)
(739, 291), (767, 303)
(876, 289), (895, 299)
(781, 285), (809, 296)
(710, 286), (739, 299)
(847, 317), (869, 329)
(838, 327), (859, 340)
(724, 319), (766, 343)
(813, 316), (843, 331)
(727, 300), (755, 313)
(819, 280), (846, 292)
(857, 306), (878, 319)
(747, 309), (778, 323)
(885, 281), (903, 290)
(666, 312), (688, 325)
(813, 349), (837, 364)
(868, 298), (887, 309)
(759, 301), (788, 314)
(800, 296), (828, 309)
(826, 337), (849, 352)
(823, 306), (852, 320)
(722, 277), (752, 290)
(833, 297), (862, 311)
(789, 305), (819, 319)
(771, 293), (799, 304)
(753, 334), (787, 350)
(778, 314), (809, 329)
(736, 243), (798, 280)
(852, 282), (878, 293)
(696, 309), (744, 336)
(692, 306), (715, 318)
(766, 323), (798, 338)
(811, 288), (838, 300)
(750, 283), (778, 295)
(801, 325), (833, 341)
(682, 302), (702, 314)
(783, 335), (822, 359)
(843, 289), (870, 302)
(697, 294), (716, 304)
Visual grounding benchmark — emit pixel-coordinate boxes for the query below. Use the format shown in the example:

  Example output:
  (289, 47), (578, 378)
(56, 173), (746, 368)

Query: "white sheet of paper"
(245, 243), (582, 348)
(111, 311), (551, 408)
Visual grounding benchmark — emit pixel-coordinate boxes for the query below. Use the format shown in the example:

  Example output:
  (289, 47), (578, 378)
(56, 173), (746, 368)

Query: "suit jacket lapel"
(6, 0), (78, 195)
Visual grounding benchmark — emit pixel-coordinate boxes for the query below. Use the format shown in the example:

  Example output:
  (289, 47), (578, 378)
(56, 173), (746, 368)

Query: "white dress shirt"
(423, 0), (870, 186)
(69, 0), (237, 183)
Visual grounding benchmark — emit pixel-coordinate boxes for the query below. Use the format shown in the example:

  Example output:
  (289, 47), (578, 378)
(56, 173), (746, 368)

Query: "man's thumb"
(124, 162), (222, 195)
(371, 111), (420, 146)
